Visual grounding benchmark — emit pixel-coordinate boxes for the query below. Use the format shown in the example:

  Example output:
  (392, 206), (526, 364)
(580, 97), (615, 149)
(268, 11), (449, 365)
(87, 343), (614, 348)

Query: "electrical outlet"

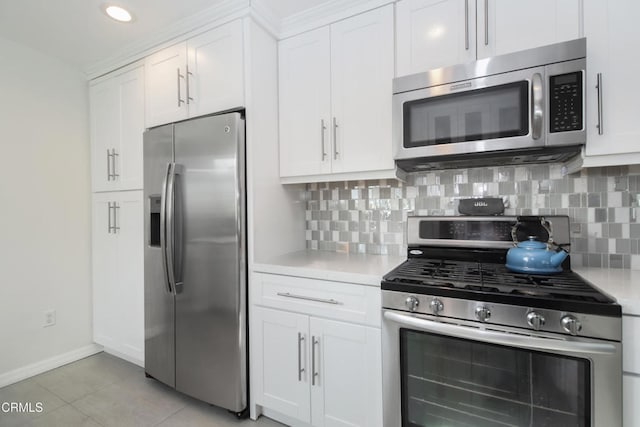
(44, 310), (56, 327)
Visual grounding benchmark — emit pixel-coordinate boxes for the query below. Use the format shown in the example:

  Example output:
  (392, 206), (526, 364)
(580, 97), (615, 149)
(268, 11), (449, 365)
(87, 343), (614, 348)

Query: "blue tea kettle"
(505, 237), (568, 275)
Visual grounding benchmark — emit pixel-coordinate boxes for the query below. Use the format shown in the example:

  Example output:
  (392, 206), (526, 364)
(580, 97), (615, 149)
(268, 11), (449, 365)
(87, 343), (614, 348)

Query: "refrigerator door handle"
(171, 164), (184, 294)
(160, 162), (173, 294)
(166, 162), (180, 294)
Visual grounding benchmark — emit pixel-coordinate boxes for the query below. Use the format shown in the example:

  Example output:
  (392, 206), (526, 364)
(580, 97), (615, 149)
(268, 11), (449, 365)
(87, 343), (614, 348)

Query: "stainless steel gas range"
(381, 216), (622, 427)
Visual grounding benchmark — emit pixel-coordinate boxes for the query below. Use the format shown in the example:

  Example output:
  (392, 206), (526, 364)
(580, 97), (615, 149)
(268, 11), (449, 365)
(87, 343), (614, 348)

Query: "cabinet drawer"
(623, 316), (640, 375)
(251, 272), (380, 327)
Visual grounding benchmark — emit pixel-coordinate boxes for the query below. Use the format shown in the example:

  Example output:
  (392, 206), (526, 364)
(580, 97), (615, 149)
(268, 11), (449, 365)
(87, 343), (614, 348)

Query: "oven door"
(393, 67), (545, 162)
(382, 310), (622, 427)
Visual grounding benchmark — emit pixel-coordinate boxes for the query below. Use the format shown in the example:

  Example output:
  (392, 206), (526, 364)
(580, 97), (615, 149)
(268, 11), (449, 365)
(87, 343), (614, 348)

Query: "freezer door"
(173, 113), (247, 411)
(143, 124), (175, 388)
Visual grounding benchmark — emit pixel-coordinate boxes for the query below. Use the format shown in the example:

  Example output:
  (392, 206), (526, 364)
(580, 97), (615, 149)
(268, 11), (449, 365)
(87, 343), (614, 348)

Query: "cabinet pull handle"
(177, 68), (185, 106)
(332, 117), (339, 160)
(320, 119), (327, 160)
(484, 0), (489, 46)
(111, 149), (119, 180)
(106, 149), (112, 181)
(107, 202), (113, 233)
(311, 336), (319, 386)
(276, 292), (341, 305)
(298, 333), (305, 381)
(464, 0), (469, 50)
(186, 65), (194, 104)
(596, 73), (604, 135)
(113, 203), (120, 233)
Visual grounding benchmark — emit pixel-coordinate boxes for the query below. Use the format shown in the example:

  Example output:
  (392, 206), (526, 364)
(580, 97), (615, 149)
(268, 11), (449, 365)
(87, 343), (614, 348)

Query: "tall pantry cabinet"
(89, 64), (145, 365)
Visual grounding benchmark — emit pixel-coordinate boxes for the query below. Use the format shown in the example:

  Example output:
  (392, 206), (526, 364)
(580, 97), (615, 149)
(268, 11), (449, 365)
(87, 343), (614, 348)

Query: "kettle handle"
(511, 216), (553, 246)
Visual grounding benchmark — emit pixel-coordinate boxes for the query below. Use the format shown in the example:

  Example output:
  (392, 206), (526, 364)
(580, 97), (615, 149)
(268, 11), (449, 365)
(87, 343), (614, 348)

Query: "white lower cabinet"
(92, 191), (144, 364)
(251, 273), (382, 427)
(624, 375), (640, 427)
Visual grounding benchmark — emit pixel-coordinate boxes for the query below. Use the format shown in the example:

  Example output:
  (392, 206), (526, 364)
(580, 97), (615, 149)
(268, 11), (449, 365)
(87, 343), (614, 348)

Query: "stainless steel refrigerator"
(143, 112), (247, 413)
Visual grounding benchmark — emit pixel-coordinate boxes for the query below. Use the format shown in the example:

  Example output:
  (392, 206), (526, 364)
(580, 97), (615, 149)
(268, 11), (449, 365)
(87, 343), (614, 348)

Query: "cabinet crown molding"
(87, 0), (397, 80)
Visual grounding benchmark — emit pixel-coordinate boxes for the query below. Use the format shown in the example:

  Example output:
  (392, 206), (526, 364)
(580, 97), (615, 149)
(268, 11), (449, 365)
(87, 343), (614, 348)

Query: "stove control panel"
(382, 291), (621, 342)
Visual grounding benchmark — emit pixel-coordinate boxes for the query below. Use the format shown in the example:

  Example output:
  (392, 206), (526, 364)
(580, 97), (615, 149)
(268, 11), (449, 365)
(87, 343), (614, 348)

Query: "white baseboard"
(101, 346), (144, 368)
(0, 344), (104, 388)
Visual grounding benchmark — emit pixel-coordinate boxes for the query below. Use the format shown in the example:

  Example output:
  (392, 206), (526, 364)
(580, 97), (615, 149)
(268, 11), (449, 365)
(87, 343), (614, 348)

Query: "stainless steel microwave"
(393, 38), (586, 171)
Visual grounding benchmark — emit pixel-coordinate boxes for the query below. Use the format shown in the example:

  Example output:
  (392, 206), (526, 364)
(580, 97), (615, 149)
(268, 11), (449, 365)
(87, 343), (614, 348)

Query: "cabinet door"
(113, 191), (144, 362)
(396, 0), (477, 76)
(92, 193), (119, 349)
(116, 67), (144, 191)
(624, 375), (640, 427)
(253, 307), (311, 422)
(330, 5), (394, 174)
(187, 20), (244, 118)
(310, 318), (382, 427)
(92, 191), (144, 363)
(584, 0), (640, 157)
(90, 79), (119, 192)
(145, 43), (188, 127)
(279, 27), (331, 177)
(477, 0), (581, 59)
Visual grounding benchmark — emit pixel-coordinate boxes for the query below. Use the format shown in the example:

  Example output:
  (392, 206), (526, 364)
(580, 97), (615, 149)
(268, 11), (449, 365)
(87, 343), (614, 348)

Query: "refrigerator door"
(173, 113), (247, 410)
(143, 124), (176, 387)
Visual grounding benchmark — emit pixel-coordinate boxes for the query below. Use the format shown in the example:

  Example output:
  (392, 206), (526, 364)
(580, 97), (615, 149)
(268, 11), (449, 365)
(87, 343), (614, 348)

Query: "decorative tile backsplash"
(304, 164), (640, 269)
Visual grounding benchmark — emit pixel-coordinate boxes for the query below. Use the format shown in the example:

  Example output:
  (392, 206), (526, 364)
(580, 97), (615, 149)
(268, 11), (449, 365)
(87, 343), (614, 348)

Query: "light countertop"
(573, 267), (640, 316)
(252, 251), (640, 315)
(251, 250), (404, 287)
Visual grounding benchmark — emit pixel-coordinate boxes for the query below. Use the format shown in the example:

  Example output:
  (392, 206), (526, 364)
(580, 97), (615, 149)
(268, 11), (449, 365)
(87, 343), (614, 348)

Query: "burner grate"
(385, 258), (611, 303)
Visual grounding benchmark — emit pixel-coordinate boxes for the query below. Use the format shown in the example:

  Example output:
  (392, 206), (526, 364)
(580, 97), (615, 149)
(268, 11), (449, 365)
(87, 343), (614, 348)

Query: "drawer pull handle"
(276, 292), (341, 305)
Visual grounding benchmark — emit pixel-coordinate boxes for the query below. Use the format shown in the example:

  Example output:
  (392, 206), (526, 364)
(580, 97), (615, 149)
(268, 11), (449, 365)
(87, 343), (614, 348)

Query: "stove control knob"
(561, 315), (582, 336)
(526, 312), (546, 331)
(430, 298), (444, 315)
(405, 296), (420, 312)
(475, 306), (491, 322)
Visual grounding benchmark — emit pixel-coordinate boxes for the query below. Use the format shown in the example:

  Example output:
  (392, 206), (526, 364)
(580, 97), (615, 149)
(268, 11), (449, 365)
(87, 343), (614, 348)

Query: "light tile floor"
(0, 352), (284, 427)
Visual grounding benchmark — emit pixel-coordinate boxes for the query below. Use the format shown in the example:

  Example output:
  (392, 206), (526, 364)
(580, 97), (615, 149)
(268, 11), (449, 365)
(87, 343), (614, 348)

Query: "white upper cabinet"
(90, 65), (144, 192)
(145, 19), (244, 128)
(187, 20), (244, 118)
(279, 27), (332, 177)
(278, 5), (395, 183)
(145, 43), (188, 127)
(396, 0), (477, 76)
(477, 0), (581, 59)
(397, 0), (582, 76)
(330, 6), (395, 175)
(584, 0), (640, 158)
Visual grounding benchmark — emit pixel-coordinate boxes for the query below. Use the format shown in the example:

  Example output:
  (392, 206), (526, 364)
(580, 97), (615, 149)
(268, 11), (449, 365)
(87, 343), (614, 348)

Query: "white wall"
(0, 36), (95, 383)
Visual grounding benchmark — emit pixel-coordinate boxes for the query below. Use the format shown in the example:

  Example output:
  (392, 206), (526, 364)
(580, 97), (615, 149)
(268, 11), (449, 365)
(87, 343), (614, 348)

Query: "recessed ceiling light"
(103, 4), (134, 23)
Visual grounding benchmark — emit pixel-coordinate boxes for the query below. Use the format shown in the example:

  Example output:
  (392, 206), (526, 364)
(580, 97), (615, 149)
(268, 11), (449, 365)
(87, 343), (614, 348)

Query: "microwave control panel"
(549, 71), (583, 133)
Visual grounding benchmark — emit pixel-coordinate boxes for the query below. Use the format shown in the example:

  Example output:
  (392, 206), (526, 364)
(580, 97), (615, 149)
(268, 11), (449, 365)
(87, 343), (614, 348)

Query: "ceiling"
(0, 0), (330, 74)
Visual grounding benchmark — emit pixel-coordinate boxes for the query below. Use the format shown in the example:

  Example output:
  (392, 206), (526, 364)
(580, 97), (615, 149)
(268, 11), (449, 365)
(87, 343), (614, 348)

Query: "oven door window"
(403, 81), (529, 148)
(400, 330), (590, 427)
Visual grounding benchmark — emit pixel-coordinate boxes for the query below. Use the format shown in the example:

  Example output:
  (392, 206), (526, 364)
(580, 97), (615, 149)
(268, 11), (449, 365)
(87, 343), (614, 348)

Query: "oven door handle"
(384, 311), (617, 355)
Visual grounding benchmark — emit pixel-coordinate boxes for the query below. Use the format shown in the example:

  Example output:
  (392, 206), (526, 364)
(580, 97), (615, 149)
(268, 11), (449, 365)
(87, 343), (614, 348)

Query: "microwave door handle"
(383, 311), (617, 355)
(531, 73), (544, 140)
